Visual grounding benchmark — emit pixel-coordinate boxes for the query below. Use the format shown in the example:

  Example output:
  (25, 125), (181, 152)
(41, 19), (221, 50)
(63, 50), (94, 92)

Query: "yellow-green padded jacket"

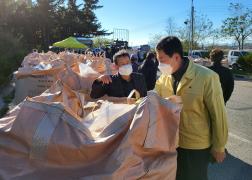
(155, 60), (228, 152)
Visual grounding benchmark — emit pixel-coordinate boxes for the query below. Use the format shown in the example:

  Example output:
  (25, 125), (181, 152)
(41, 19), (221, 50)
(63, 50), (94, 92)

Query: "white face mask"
(158, 62), (173, 75)
(119, 64), (133, 76)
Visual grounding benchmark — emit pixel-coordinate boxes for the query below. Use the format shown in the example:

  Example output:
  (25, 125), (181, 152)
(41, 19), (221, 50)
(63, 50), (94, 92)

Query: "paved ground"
(208, 78), (252, 180)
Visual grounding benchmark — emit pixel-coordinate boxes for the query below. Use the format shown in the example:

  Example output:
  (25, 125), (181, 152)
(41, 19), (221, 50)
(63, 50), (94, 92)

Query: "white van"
(227, 50), (249, 69)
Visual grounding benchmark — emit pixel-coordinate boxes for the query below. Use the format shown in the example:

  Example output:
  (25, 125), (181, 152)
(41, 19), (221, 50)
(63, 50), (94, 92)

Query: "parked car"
(188, 50), (210, 67)
(227, 50), (249, 69)
(189, 50), (209, 59)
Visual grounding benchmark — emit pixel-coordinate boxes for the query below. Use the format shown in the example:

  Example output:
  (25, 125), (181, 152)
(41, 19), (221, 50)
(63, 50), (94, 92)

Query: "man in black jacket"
(90, 50), (147, 100)
(209, 48), (234, 104)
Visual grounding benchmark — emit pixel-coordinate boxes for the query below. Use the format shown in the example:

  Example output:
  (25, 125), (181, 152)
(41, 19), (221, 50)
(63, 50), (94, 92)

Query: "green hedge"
(237, 53), (252, 73)
(0, 31), (28, 86)
(0, 90), (15, 118)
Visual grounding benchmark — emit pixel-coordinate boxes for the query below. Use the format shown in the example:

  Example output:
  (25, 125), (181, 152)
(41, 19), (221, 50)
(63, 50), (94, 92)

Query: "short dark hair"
(130, 54), (138, 63)
(113, 50), (130, 65)
(155, 36), (183, 58)
(146, 51), (155, 61)
(210, 48), (224, 63)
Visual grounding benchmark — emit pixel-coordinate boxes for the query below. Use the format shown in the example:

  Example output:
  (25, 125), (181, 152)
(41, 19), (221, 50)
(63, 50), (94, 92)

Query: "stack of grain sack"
(0, 50), (181, 179)
(14, 51), (65, 104)
(14, 51), (115, 103)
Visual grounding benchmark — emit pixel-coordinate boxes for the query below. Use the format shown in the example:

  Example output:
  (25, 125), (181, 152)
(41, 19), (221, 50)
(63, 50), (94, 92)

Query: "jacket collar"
(172, 57), (189, 82)
(117, 73), (133, 82)
(183, 59), (195, 80)
(175, 60), (195, 95)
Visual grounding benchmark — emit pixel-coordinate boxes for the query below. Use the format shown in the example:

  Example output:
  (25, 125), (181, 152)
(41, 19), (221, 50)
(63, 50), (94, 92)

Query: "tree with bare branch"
(221, 3), (252, 50)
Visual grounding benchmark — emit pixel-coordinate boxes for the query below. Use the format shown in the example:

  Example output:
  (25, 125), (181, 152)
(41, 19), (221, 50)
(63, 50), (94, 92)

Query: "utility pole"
(191, 0), (194, 50)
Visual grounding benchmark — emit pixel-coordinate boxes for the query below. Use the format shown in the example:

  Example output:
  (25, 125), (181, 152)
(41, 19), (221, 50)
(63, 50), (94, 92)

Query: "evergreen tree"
(0, 0), (108, 51)
(81, 0), (107, 36)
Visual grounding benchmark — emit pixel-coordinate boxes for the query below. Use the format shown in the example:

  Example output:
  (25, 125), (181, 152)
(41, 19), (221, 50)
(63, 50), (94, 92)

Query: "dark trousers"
(176, 147), (211, 180)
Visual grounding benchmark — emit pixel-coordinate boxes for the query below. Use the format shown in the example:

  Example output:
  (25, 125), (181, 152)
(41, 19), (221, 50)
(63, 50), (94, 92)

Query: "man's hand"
(127, 98), (136, 104)
(165, 95), (182, 104)
(97, 75), (112, 84)
(211, 150), (226, 163)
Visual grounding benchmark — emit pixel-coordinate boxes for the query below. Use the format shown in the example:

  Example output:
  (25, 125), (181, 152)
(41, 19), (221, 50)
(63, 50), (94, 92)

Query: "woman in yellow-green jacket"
(155, 36), (228, 180)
